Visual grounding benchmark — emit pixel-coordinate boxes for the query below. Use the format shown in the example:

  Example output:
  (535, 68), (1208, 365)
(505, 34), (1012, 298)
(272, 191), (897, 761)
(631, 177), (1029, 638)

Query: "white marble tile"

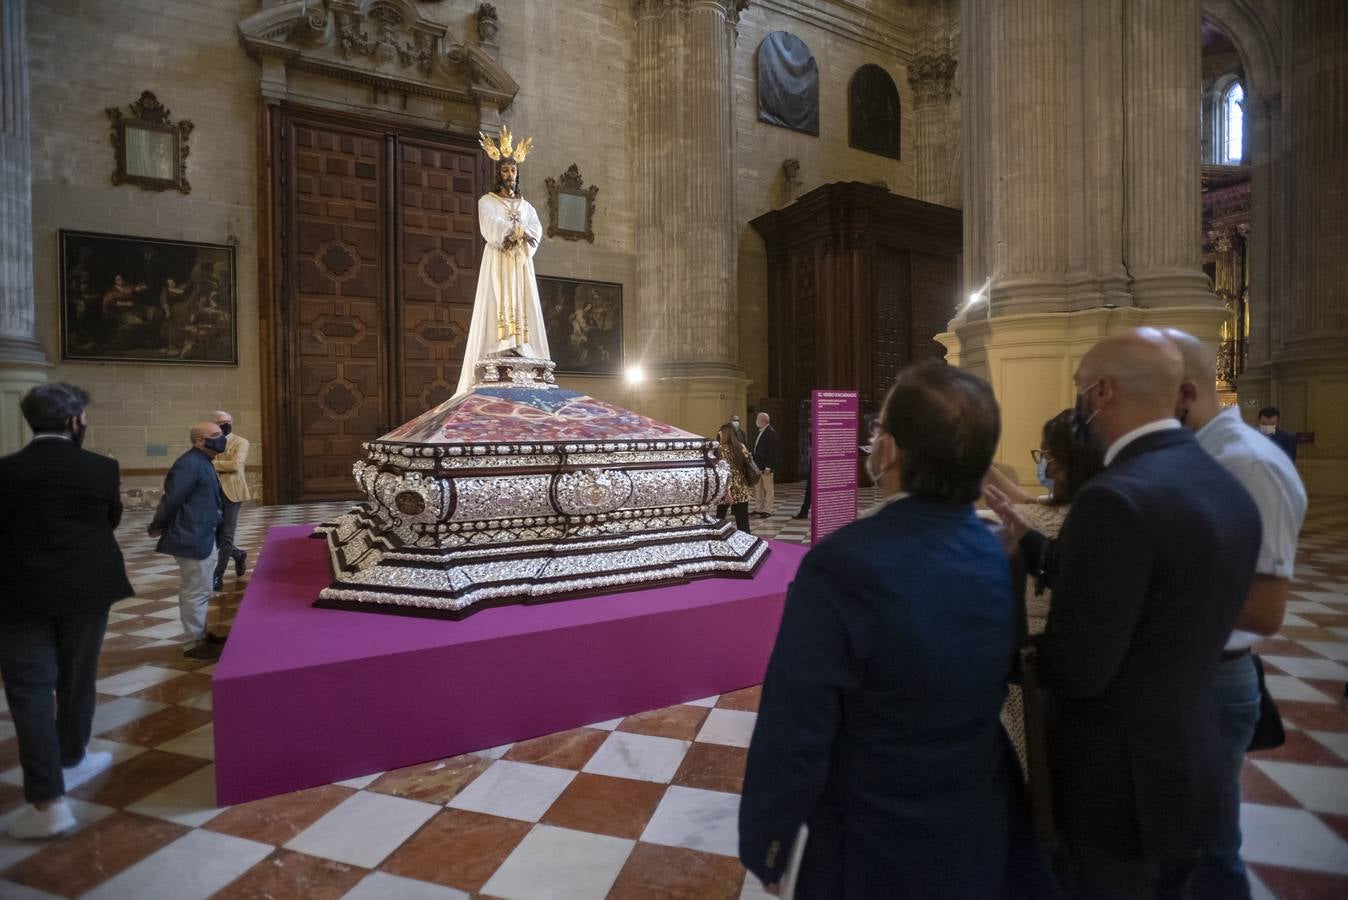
(0, 721), (14, 742)
(1287, 598), (1340, 615)
(333, 772), (382, 790)
(1264, 675), (1334, 703)
(1280, 613), (1316, 628)
(685, 695), (720, 708)
(155, 723), (214, 760)
(1297, 640), (1348, 662)
(181, 692), (213, 711)
(1246, 867), (1276, 900)
(0, 799), (116, 869)
(696, 709), (758, 748)
(1307, 730), (1348, 764)
(1330, 628), (1348, 640)
(94, 666), (184, 697)
(482, 825), (633, 900)
(285, 790), (438, 868)
(126, 764), (222, 827)
(145, 607), (185, 620)
(448, 760), (575, 822)
(582, 731), (691, 783)
(741, 871), (778, 900)
(1262, 655), (1348, 681)
(83, 828), (271, 900)
(0, 879), (63, 899)
(1238, 803), (1348, 874)
(584, 718), (623, 732)
(1253, 760), (1348, 815)
(470, 742), (515, 759)
(342, 871), (470, 900)
(91, 697), (169, 735)
(641, 785), (741, 858)
(86, 737), (150, 767)
(129, 621), (189, 639)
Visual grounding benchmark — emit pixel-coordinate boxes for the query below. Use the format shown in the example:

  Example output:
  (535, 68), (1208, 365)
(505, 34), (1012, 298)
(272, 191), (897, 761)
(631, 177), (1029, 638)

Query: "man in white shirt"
(1166, 330), (1308, 900)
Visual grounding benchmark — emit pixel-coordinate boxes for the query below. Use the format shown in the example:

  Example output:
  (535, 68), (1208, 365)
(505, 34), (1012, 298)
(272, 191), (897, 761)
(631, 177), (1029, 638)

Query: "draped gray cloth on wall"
(756, 32), (819, 137)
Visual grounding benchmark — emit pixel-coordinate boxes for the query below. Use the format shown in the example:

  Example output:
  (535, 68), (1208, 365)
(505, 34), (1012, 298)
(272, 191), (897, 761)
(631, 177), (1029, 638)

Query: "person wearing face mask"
(210, 410), (249, 591)
(730, 414), (747, 446)
(741, 361), (1053, 899)
(0, 384), (132, 838)
(1256, 406), (1298, 462)
(985, 328), (1263, 899)
(149, 421), (228, 660)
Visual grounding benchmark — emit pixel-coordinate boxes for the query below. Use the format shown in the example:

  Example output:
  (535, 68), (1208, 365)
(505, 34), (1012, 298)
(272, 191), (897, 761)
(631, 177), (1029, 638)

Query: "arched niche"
(848, 63), (901, 160)
(756, 31), (819, 137)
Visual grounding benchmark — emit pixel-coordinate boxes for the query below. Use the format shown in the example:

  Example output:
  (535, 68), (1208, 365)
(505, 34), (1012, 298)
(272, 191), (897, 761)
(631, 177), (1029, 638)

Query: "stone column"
(986, 0), (1068, 313)
(631, 0), (748, 434)
(0, 0), (49, 453)
(1269, 0), (1348, 494)
(907, 52), (956, 205)
(1122, 0), (1214, 308)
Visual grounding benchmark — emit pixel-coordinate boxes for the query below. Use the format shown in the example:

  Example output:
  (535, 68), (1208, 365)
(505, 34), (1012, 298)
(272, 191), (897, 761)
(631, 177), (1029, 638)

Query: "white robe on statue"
(455, 192), (551, 396)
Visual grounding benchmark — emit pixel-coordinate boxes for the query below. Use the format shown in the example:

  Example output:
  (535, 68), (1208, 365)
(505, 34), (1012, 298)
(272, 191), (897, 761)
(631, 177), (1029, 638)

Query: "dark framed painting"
(537, 275), (622, 375)
(59, 230), (237, 365)
(849, 63), (901, 160)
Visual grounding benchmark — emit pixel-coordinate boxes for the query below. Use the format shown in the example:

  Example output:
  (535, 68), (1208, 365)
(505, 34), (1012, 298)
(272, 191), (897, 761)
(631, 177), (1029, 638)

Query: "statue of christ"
(455, 126), (551, 396)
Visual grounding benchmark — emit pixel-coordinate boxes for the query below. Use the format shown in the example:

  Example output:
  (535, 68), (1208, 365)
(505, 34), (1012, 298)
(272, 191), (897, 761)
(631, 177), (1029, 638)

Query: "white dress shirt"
(1102, 418), (1183, 467)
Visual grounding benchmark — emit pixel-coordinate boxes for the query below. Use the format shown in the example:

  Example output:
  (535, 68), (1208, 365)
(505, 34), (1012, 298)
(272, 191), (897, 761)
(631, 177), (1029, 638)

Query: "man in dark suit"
(0, 384), (133, 839)
(751, 412), (779, 518)
(988, 328), (1262, 898)
(1257, 406), (1298, 462)
(150, 421), (227, 660)
(741, 362), (1052, 898)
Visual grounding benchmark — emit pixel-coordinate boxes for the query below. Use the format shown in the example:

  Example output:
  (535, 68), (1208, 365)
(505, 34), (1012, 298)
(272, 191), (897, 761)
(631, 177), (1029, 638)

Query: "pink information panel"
(810, 389), (859, 544)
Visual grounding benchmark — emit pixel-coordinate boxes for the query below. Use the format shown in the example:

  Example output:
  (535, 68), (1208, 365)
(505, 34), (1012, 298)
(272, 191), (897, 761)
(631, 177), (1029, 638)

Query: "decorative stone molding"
(475, 3), (499, 44)
(238, 0), (518, 113)
(631, 0), (749, 23)
(907, 52), (956, 104)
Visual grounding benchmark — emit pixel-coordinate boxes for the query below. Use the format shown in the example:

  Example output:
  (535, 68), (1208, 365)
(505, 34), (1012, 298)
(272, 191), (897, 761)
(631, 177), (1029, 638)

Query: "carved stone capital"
(632, 0), (749, 22)
(907, 52), (957, 104)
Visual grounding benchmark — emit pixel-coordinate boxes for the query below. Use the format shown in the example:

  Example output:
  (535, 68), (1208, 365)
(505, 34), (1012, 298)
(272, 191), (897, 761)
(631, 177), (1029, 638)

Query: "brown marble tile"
(0, 736), (20, 772)
(96, 704), (214, 746)
(617, 705), (709, 741)
(1239, 762), (1300, 807)
(541, 772), (667, 839)
(716, 685), (762, 712)
(0, 779), (26, 814)
(1319, 812), (1348, 846)
(130, 670), (214, 705)
(1246, 862), (1348, 900)
(1277, 626), (1342, 643)
(205, 783), (355, 845)
(69, 749), (211, 807)
(1250, 729), (1348, 767)
(608, 842), (747, 900)
(1277, 700), (1348, 734)
(213, 849), (367, 899)
(5, 811), (189, 897)
(367, 753), (492, 804)
(105, 615), (167, 635)
(503, 728), (608, 770)
(1299, 612), (1348, 629)
(380, 808), (530, 893)
(1307, 679), (1348, 701)
(671, 742), (748, 794)
(1257, 639), (1324, 658)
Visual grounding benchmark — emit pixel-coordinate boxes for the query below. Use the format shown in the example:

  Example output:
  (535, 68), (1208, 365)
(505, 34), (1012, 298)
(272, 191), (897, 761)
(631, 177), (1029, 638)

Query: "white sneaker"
(62, 750), (113, 792)
(6, 799), (76, 840)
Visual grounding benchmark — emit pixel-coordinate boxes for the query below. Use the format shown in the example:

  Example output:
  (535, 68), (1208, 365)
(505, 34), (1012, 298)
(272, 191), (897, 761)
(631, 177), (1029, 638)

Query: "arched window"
(1221, 81), (1244, 164)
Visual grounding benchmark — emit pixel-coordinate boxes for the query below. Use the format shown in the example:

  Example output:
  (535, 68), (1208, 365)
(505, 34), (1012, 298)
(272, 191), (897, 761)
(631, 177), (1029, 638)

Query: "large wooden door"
(270, 107), (487, 502)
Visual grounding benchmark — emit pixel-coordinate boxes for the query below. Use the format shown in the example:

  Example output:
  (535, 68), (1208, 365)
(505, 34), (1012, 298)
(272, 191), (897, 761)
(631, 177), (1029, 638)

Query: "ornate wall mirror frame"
(545, 164), (599, 242)
(106, 91), (193, 194)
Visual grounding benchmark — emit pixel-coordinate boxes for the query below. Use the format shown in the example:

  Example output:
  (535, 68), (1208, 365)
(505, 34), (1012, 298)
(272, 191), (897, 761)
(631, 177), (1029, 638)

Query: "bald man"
(1167, 330), (1306, 899)
(987, 328), (1262, 898)
(149, 422), (227, 660)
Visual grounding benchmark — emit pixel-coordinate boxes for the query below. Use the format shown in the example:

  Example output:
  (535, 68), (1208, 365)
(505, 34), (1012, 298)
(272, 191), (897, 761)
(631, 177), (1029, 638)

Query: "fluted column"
(907, 52), (956, 205)
(987, 0), (1068, 312)
(1123, 0), (1214, 308)
(0, 0), (49, 453)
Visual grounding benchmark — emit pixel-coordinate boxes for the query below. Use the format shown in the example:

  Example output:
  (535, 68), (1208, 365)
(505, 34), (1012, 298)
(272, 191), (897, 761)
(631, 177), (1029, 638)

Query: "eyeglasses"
(1030, 449), (1054, 465)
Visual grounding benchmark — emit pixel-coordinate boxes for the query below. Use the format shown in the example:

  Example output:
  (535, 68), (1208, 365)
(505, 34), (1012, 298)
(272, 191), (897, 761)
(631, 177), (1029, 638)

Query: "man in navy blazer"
(150, 421), (227, 660)
(741, 362), (1052, 898)
(989, 329), (1262, 898)
(0, 384), (133, 838)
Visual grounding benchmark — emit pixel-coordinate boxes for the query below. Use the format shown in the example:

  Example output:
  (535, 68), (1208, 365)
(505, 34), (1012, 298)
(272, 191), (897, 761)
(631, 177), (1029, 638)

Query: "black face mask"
(220, 423), (232, 437)
(71, 418), (87, 448)
(1071, 380), (1102, 446)
(204, 435), (228, 454)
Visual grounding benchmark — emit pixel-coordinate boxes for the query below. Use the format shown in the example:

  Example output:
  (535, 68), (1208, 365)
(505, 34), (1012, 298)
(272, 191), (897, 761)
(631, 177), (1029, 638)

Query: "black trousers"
(798, 476), (812, 516)
(0, 609), (109, 804)
(716, 501), (751, 534)
(213, 498), (245, 581)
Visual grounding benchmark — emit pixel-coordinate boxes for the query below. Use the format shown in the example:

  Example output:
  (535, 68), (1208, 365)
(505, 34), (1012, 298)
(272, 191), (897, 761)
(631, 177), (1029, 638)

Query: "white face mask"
(1258, 424), (1276, 435)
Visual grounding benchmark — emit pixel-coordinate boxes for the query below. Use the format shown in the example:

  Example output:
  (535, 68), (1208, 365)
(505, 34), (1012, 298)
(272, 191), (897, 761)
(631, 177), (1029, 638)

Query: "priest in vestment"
(455, 127), (551, 397)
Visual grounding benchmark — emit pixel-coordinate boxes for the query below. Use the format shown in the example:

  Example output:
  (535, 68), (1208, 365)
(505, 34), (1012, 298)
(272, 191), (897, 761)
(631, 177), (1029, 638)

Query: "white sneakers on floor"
(62, 750), (114, 792)
(6, 798), (76, 840)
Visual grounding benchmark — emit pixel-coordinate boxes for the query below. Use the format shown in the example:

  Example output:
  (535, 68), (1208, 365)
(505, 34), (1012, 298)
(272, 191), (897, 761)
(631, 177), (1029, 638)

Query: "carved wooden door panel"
(396, 140), (483, 422)
(287, 119), (390, 501)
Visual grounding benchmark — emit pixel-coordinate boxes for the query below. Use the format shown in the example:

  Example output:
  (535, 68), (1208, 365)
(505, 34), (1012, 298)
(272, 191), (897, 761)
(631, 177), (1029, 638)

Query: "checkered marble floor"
(0, 486), (1344, 899)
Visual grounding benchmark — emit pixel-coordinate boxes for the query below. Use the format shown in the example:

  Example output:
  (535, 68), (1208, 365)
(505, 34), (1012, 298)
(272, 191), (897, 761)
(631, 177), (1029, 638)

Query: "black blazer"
(752, 424), (780, 471)
(1269, 427), (1298, 462)
(1021, 427), (1261, 863)
(0, 438), (134, 618)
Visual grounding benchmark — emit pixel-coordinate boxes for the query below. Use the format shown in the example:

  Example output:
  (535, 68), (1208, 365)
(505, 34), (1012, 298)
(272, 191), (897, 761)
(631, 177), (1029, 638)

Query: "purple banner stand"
(213, 525), (806, 805)
(810, 389), (859, 545)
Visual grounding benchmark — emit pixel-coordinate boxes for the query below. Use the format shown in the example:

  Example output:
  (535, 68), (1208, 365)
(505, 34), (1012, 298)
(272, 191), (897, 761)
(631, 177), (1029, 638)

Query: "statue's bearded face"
(498, 161), (518, 190)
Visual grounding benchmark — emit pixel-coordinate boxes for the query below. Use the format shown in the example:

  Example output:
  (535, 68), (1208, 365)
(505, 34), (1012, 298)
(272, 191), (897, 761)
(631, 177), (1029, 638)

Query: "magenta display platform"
(212, 524), (805, 805)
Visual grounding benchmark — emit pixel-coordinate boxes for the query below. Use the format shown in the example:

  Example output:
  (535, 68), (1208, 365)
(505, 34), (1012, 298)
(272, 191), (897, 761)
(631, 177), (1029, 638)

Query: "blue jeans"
(1188, 652), (1260, 900)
